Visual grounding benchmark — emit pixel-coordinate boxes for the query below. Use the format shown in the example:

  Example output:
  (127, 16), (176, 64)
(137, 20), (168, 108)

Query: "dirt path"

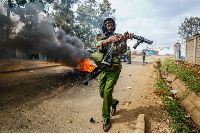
(0, 56), (173, 133)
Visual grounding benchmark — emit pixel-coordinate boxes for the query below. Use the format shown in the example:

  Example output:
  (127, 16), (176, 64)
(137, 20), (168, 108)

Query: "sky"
(95, 0), (200, 50)
(2, 0), (200, 52)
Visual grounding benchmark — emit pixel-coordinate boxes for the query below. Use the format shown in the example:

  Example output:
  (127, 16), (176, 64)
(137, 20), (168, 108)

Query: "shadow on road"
(111, 105), (166, 133)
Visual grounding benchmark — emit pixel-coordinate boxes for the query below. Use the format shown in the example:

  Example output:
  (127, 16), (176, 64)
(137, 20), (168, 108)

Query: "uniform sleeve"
(94, 34), (104, 50)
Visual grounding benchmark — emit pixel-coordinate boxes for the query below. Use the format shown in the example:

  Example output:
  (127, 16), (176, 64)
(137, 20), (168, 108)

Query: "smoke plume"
(0, 2), (89, 67)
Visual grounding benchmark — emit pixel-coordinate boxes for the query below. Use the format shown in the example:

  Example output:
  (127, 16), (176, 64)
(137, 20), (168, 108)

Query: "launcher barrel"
(130, 33), (153, 45)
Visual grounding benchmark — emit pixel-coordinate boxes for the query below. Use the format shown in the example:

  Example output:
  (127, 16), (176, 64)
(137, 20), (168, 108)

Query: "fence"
(185, 34), (200, 64)
(174, 34), (200, 64)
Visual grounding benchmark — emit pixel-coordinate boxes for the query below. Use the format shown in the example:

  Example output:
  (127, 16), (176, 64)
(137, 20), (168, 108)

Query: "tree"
(178, 17), (200, 38)
(99, 0), (115, 17)
(74, 0), (115, 48)
(74, 0), (99, 48)
(52, 0), (79, 35)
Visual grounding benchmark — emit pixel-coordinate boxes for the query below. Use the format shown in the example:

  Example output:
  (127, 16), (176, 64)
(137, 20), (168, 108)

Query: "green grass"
(155, 78), (192, 132)
(162, 58), (200, 94)
(154, 60), (192, 133)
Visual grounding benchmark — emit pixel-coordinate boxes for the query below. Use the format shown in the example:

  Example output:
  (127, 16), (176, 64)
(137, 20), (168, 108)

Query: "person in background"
(142, 49), (146, 63)
(127, 46), (131, 64)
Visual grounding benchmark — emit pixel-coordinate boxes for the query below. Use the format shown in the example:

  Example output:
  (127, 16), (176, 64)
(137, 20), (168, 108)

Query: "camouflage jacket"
(94, 33), (127, 71)
(142, 51), (146, 56)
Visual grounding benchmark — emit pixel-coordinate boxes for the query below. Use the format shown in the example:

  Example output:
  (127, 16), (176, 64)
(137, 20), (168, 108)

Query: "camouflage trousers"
(143, 55), (145, 63)
(98, 70), (120, 120)
(127, 50), (131, 64)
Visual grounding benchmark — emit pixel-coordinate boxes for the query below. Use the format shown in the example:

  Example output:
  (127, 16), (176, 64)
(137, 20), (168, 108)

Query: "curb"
(166, 74), (200, 129)
(135, 114), (145, 133)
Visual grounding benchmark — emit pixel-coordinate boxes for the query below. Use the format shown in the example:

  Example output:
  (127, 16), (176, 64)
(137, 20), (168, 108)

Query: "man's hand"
(102, 35), (122, 46)
(102, 31), (133, 47)
(123, 31), (133, 40)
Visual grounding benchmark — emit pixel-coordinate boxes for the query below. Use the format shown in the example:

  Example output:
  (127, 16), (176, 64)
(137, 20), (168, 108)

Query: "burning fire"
(77, 59), (95, 72)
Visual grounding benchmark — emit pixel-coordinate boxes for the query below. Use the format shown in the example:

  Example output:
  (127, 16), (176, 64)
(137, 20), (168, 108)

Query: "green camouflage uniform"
(142, 51), (146, 63)
(127, 50), (131, 64)
(95, 33), (127, 120)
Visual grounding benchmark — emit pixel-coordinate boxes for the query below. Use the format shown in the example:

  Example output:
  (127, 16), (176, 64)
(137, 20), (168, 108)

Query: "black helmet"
(101, 18), (116, 33)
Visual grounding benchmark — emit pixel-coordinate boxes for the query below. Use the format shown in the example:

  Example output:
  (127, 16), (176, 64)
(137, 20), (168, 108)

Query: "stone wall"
(196, 35), (200, 63)
(186, 37), (194, 62)
(186, 34), (200, 64)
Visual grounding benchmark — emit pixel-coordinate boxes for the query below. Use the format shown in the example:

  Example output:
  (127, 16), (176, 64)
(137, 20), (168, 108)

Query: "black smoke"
(0, 2), (89, 67)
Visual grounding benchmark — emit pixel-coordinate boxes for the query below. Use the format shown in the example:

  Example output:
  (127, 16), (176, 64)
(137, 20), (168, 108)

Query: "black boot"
(111, 100), (119, 116)
(103, 119), (110, 132)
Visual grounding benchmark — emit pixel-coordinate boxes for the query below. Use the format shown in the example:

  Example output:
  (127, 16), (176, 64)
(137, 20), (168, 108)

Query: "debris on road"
(170, 90), (177, 95)
(67, 120), (72, 123)
(153, 90), (171, 96)
(122, 101), (131, 106)
(90, 118), (95, 123)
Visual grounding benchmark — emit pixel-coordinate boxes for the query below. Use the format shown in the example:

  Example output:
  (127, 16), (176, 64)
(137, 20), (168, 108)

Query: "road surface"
(0, 55), (173, 133)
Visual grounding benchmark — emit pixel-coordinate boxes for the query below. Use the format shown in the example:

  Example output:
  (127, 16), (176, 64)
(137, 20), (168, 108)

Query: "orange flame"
(77, 59), (95, 72)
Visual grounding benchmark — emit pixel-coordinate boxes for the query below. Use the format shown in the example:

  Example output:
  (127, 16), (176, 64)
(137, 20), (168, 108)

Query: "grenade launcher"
(83, 33), (153, 85)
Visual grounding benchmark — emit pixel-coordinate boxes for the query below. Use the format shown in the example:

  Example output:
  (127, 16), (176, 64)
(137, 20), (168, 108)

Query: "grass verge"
(154, 60), (194, 133)
(162, 58), (200, 94)
(155, 78), (191, 132)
